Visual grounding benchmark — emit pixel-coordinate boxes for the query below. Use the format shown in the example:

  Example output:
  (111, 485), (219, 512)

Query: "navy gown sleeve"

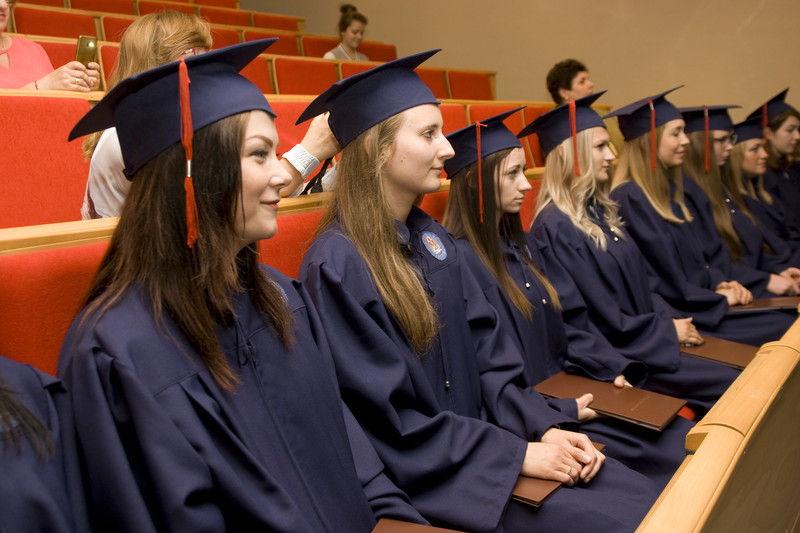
(611, 182), (729, 328)
(300, 236), (526, 533)
(0, 356), (87, 533)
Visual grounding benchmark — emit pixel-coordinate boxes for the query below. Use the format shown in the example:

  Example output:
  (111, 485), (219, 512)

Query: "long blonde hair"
(315, 114), (440, 354)
(536, 128), (625, 251)
(83, 11), (213, 158)
(443, 148), (559, 320)
(612, 123), (693, 224)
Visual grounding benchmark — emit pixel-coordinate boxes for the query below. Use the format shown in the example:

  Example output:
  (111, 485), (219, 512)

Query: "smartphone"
(74, 35), (97, 67)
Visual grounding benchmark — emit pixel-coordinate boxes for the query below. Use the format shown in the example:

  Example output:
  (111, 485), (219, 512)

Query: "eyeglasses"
(180, 47), (209, 57)
(713, 133), (738, 146)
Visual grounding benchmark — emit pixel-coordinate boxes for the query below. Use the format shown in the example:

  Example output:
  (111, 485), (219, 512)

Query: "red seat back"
(0, 243), (108, 376)
(468, 103), (532, 168)
(99, 43), (120, 86)
(197, 6), (251, 27)
(210, 26), (240, 49)
(193, 0), (237, 8)
(71, 0), (135, 15)
(270, 100), (324, 182)
(13, 5), (97, 39)
(300, 35), (338, 57)
(339, 60), (373, 78)
(1, 95), (91, 227)
(521, 106), (553, 168)
(136, 1), (196, 16)
(520, 178), (542, 231)
(33, 39), (75, 70)
(447, 70), (494, 100)
(273, 57), (337, 95)
(243, 29), (299, 56)
(439, 103), (469, 134)
(357, 41), (397, 62)
(252, 12), (300, 31)
(418, 190), (449, 223)
(101, 15), (136, 42)
(239, 54), (272, 93)
(258, 210), (324, 278)
(417, 67), (448, 99)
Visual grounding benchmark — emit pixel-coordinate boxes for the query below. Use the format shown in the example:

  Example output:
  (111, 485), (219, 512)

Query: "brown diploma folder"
(533, 372), (685, 431)
(372, 518), (465, 532)
(728, 296), (800, 313)
(680, 335), (757, 370)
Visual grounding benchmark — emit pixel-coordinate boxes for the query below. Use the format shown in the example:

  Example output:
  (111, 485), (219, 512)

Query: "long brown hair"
(443, 148), (559, 320)
(82, 112), (293, 390)
(82, 11), (213, 158)
(536, 129), (625, 251)
(731, 140), (773, 205)
(612, 123), (693, 224)
(315, 114), (440, 355)
(0, 378), (54, 460)
(766, 109), (800, 171)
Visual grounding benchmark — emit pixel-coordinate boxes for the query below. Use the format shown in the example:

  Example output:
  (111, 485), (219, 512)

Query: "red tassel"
(179, 58), (201, 248)
(648, 100), (657, 171)
(476, 121), (487, 223)
(703, 106), (710, 172)
(569, 100), (580, 176)
(762, 102), (769, 141)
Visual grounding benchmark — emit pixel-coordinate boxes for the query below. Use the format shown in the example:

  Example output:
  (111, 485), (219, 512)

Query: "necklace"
(0, 35), (9, 56)
(338, 42), (356, 60)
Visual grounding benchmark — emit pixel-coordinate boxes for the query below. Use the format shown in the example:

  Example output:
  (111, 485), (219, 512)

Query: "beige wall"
(241, 0), (799, 120)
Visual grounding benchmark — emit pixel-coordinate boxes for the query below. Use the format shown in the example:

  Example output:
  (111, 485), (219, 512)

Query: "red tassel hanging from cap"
(762, 102), (769, 141)
(179, 58), (201, 249)
(648, 100), (657, 171)
(476, 121), (487, 223)
(703, 106), (710, 172)
(569, 100), (581, 176)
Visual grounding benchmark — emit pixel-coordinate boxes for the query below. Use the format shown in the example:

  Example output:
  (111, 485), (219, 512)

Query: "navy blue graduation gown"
(455, 235), (692, 488)
(57, 267), (424, 533)
(531, 204), (739, 415)
(682, 177), (770, 295)
(0, 356), (88, 533)
(300, 206), (659, 533)
(610, 181), (794, 345)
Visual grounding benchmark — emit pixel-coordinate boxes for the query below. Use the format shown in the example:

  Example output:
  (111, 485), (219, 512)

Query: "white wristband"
(282, 144), (321, 179)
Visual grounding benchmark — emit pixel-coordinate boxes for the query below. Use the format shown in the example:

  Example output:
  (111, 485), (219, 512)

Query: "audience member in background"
(0, 0), (99, 90)
(607, 88), (795, 346)
(59, 40), (426, 532)
(80, 10), (213, 219)
(0, 355), (89, 532)
(300, 51), (659, 533)
(546, 58), (594, 105)
(442, 107), (694, 489)
(323, 4), (368, 61)
(680, 105), (800, 293)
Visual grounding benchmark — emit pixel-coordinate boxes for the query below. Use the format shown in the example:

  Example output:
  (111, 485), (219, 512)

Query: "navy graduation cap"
(733, 116), (765, 144)
(296, 50), (441, 148)
(746, 88), (797, 125)
(517, 91), (606, 176)
(69, 38), (279, 248)
(680, 105), (740, 171)
(444, 108), (524, 177)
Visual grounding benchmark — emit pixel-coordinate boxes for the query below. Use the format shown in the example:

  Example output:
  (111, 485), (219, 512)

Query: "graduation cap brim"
(444, 107), (525, 177)
(68, 38), (278, 141)
(734, 116), (765, 144)
(746, 88), (796, 122)
(603, 86), (684, 140)
(679, 105), (740, 133)
(295, 50), (441, 147)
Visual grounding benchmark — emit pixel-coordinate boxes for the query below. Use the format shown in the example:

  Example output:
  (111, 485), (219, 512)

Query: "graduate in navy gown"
(0, 356), (89, 532)
(746, 89), (800, 233)
(730, 116), (800, 268)
(440, 107), (692, 488)
(605, 88), (794, 346)
(511, 94), (739, 417)
(679, 105), (799, 295)
(298, 51), (659, 533)
(56, 40), (427, 533)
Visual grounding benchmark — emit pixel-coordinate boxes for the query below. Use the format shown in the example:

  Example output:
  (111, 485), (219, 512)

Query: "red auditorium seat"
(418, 190), (448, 223)
(1, 95), (91, 228)
(101, 15), (136, 42)
(193, 0), (237, 8)
(12, 5), (97, 39)
(70, 0), (135, 15)
(439, 103), (469, 134)
(520, 178), (542, 231)
(242, 29), (300, 56)
(197, 6), (251, 27)
(299, 35), (338, 57)
(0, 242), (108, 376)
(270, 99), (323, 183)
(136, 1), (196, 16)
(339, 60), (373, 79)
(273, 57), (337, 95)
(468, 103), (533, 168)
(14, 0), (63, 6)
(521, 105), (554, 168)
(251, 12), (300, 31)
(239, 54), (272, 93)
(258, 210), (324, 279)
(447, 69), (494, 100)
(210, 26), (240, 49)
(33, 39), (76, 71)
(99, 42), (120, 86)
(358, 40), (397, 62)
(416, 67), (449, 99)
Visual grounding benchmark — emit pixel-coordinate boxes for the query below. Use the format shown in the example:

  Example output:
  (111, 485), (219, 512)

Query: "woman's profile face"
(591, 127), (615, 182)
(496, 147), (530, 215)
(341, 20), (366, 50)
(766, 115), (800, 157)
(741, 139), (768, 177)
(658, 119), (689, 168)
(236, 110), (291, 246)
(382, 104), (454, 203)
(712, 129), (736, 166)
